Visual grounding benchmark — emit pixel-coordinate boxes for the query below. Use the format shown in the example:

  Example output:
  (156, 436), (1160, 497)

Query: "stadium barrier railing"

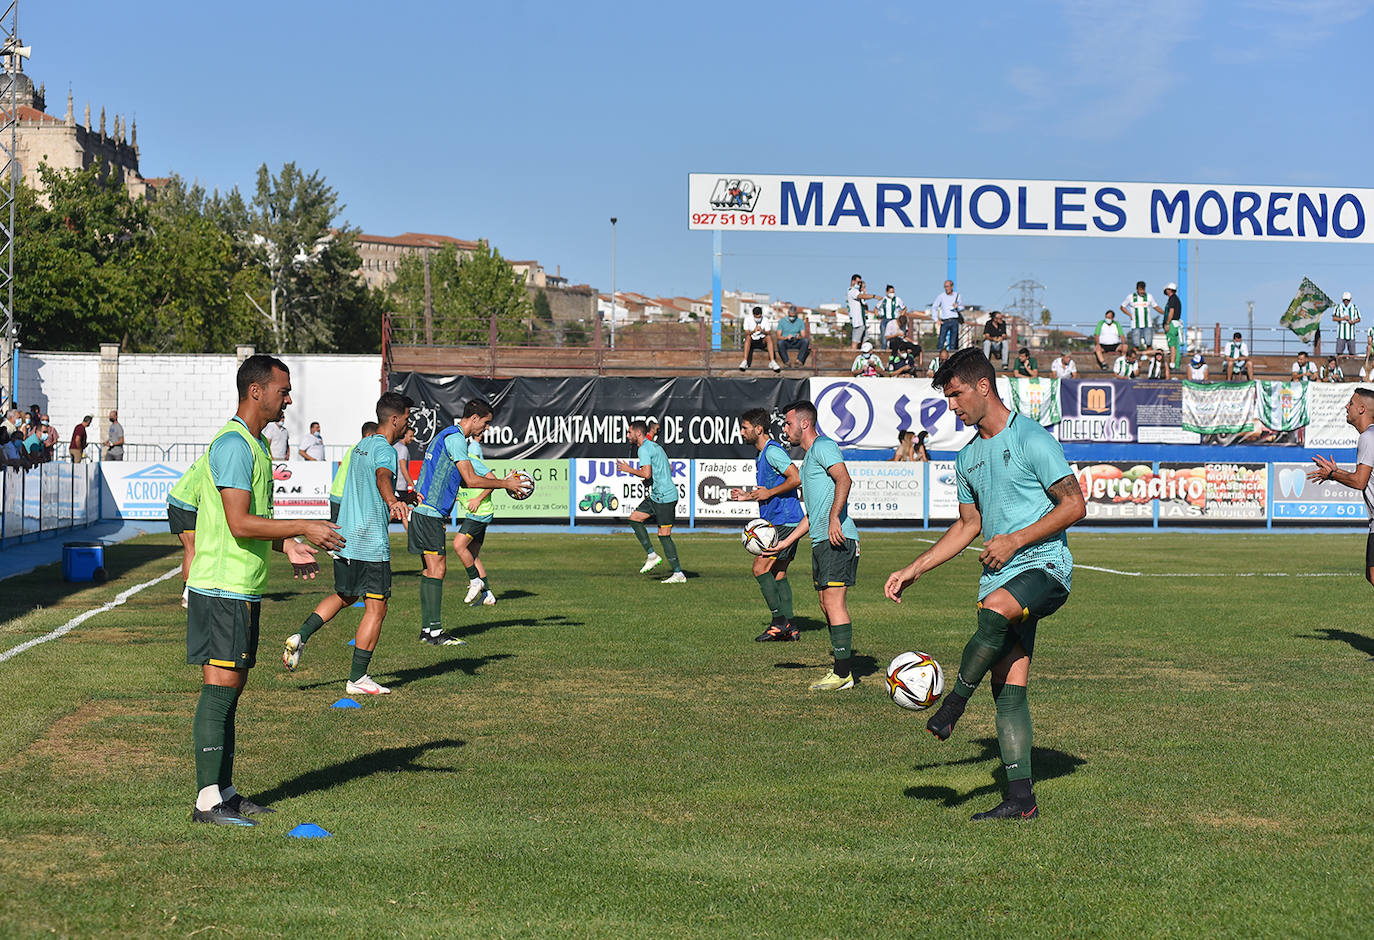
(0, 461), (101, 548)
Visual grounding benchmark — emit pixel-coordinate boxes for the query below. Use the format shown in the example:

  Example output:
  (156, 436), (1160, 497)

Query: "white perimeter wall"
(15, 350), (382, 450)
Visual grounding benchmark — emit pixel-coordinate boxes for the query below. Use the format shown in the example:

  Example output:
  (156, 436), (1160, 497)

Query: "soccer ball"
(509, 469), (535, 501)
(741, 518), (777, 556)
(886, 651), (944, 711)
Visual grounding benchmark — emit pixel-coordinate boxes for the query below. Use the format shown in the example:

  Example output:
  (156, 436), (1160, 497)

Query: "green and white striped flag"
(1256, 380), (1309, 432)
(1280, 277), (1332, 342)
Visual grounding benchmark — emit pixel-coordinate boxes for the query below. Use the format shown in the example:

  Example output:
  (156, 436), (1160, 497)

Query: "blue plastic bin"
(62, 542), (106, 582)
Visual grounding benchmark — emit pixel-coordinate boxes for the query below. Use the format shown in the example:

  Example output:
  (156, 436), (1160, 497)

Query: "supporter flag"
(1279, 277), (1332, 343)
(1008, 377), (1061, 426)
(1256, 381), (1309, 432)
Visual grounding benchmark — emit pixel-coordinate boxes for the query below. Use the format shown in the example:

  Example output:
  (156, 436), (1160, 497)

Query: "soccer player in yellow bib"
(329, 421), (378, 524)
(167, 454), (207, 608)
(185, 355), (343, 826)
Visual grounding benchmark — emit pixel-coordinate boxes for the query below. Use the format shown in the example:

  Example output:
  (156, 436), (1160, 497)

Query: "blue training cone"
(287, 823), (331, 839)
(331, 697), (361, 709)
(346, 638), (356, 646)
(351, 600), (365, 608)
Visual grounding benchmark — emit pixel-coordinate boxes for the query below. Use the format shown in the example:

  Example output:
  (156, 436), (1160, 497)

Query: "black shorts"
(635, 499), (677, 528)
(186, 592), (260, 669)
(407, 511), (448, 555)
(1365, 533), (1374, 571)
(1099, 342), (1120, 353)
(812, 538), (859, 591)
(747, 336), (768, 351)
(333, 557), (392, 600)
(167, 503), (197, 535)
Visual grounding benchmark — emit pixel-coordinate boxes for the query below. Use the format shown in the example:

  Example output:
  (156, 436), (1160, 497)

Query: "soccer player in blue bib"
(885, 349), (1086, 820)
(731, 408), (804, 641)
(618, 419), (685, 583)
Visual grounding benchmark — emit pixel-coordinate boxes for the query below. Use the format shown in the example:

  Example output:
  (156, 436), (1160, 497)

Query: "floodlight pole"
(1177, 238), (1189, 347)
(609, 217), (617, 351)
(0, 4), (22, 411)
(711, 230), (722, 351)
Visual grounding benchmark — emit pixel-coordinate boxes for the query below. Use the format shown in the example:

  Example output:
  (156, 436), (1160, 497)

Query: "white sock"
(196, 785), (222, 811)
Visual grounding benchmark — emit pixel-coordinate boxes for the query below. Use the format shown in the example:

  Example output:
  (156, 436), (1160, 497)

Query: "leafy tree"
(386, 240), (531, 344)
(533, 289), (552, 323)
(453, 242), (532, 344)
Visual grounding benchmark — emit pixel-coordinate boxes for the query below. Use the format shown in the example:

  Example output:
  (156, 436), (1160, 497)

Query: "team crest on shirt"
(709, 178), (760, 212)
(1002, 448), (1011, 467)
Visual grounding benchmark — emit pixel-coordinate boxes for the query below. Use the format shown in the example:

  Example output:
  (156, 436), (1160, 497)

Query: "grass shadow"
(1299, 628), (1374, 660)
(249, 738), (466, 804)
(789, 615), (827, 635)
(903, 736), (1086, 807)
(453, 614), (582, 641)
(0, 542), (182, 628)
(292, 653), (513, 691)
(497, 589), (536, 600)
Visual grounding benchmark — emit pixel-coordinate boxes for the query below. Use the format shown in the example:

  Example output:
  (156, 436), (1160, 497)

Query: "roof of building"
(357, 232), (483, 251)
(0, 106), (60, 124)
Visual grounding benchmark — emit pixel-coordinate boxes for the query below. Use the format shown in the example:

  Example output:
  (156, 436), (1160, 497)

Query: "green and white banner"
(1279, 277), (1332, 341)
(1255, 381), (1309, 432)
(1181, 381), (1256, 434)
(1008, 377), (1061, 425)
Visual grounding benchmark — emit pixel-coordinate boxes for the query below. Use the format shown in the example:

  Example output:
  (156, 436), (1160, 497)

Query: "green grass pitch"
(2, 529), (1373, 937)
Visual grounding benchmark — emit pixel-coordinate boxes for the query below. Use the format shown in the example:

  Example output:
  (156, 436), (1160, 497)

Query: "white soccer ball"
(741, 518), (777, 556)
(886, 651), (944, 711)
(509, 469), (535, 501)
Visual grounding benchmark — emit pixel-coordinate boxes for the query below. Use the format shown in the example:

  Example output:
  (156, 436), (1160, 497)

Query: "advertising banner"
(272, 461), (332, 519)
(389, 374), (807, 460)
(1182, 382), (1256, 434)
(1071, 461), (1160, 521)
(1007, 377), (1061, 425)
(847, 463), (924, 521)
(1305, 383), (1359, 448)
(807, 377), (978, 453)
(1271, 462), (1368, 522)
(928, 460), (960, 520)
(572, 458), (690, 520)
(1134, 382), (1201, 444)
(1158, 462), (1268, 522)
(1056, 379), (1135, 443)
(483, 459), (573, 519)
(692, 459), (761, 521)
(99, 461), (189, 520)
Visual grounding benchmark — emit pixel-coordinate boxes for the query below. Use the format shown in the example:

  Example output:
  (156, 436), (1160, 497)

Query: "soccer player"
(883, 349), (1086, 821)
(765, 400), (859, 691)
(167, 453), (207, 608)
(282, 393), (413, 694)
(1307, 388), (1374, 587)
(329, 421), (378, 524)
(617, 419), (685, 583)
(186, 354), (343, 826)
(453, 434), (500, 608)
(408, 399), (530, 643)
(730, 408), (804, 641)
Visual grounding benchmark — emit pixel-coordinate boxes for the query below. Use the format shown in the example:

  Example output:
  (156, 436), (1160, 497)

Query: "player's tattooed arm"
(1048, 475), (1080, 506)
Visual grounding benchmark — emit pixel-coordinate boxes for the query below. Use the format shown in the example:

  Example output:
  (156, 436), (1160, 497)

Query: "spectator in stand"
(1321, 356), (1345, 383)
(884, 313), (910, 353)
(927, 348), (951, 376)
(298, 421), (326, 460)
(775, 308), (811, 367)
(876, 285), (905, 344)
(21, 417), (43, 461)
(1050, 350), (1077, 380)
(1120, 280), (1164, 352)
(847, 274), (878, 349)
(262, 416), (289, 460)
(1188, 353), (1209, 381)
(851, 341), (886, 377)
(1223, 332), (1252, 381)
(932, 279), (963, 352)
(1014, 347), (1039, 378)
(40, 415), (57, 461)
(982, 311), (1009, 369)
(891, 429), (930, 462)
(0, 428), (22, 468)
(739, 305), (781, 373)
(887, 342), (919, 377)
(2, 407), (16, 434)
(70, 415), (91, 462)
(394, 426), (416, 495)
(1161, 283), (1183, 368)
(1332, 291), (1361, 358)
(1292, 350), (1319, 382)
(1145, 350), (1171, 380)
(1114, 348), (1140, 379)
(1093, 310), (1123, 371)
(105, 410), (125, 461)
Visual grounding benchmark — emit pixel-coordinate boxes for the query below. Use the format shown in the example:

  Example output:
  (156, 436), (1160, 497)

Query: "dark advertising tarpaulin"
(387, 374), (809, 459)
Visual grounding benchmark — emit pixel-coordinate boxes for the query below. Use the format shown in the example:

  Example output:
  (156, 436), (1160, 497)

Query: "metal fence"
(75, 443), (353, 464)
(0, 461), (101, 547)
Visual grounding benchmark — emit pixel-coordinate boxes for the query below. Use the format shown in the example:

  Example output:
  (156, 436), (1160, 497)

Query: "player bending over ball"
(765, 400), (860, 690)
(884, 348), (1086, 821)
(283, 393), (413, 694)
(186, 355), (343, 826)
(167, 453), (207, 608)
(731, 407), (803, 641)
(619, 419), (685, 583)
(329, 421), (378, 524)
(409, 398), (529, 644)
(1307, 387), (1374, 587)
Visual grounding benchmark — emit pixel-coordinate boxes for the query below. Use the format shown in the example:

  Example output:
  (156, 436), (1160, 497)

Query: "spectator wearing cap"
(1223, 332), (1252, 381)
(1120, 280), (1164, 352)
(1332, 291), (1361, 358)
(1093, 310), (1123, 371)
(851, 341), (886, 377)
(1162, 283), (1183, 368)
(1188, 354), (1208, 381)
(1050, 350), (1077, 380)
(70, 415), (91, 462)
(1320, 356), (1345, 383)
(1291, 350), (1319, 382)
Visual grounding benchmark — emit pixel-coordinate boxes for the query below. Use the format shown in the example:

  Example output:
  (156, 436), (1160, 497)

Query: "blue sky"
(28, 0), (1374, 342)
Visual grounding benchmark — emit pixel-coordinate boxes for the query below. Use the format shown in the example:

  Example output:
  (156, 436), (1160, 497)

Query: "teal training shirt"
(637, 439), (678, 503)
(800, 436), (859, 543)
(955, 412), (1075, 599)
(337, 434), (398, 562)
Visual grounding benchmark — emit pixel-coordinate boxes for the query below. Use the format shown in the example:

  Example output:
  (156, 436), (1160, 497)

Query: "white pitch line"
(0, 566), (181, 665)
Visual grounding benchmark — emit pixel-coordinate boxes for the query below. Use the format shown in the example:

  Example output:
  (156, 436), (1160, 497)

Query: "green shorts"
(635, 498), (677, 528)
(186, 592), (260, 669)
(770, 524), (799, 563)
(407, 511), (448, 555)
(167, 503), (197, 535)
(812, 538), (859, 591)
(985, 568), (1070, 658)
(456, 517), (489, 551)
(333, 557), (392, 600)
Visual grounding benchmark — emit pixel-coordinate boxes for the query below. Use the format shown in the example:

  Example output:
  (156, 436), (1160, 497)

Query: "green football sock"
(464, 565), (481, 581)
(994, 683), (1033, 782)
(775, 577), (794, 621)
(193, 684), (238, 792)
(828, 621), (852, 662)
(659, 535), (681, 572)
(630, 521), (654, 554)
(350, 648), (373, 683)
(420, 576), (443, 633)
(218, 687), (242, 790)
(298, 611), (325, 643)
(755, 573), (781, 618)
(954, 607), (1012, 698)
